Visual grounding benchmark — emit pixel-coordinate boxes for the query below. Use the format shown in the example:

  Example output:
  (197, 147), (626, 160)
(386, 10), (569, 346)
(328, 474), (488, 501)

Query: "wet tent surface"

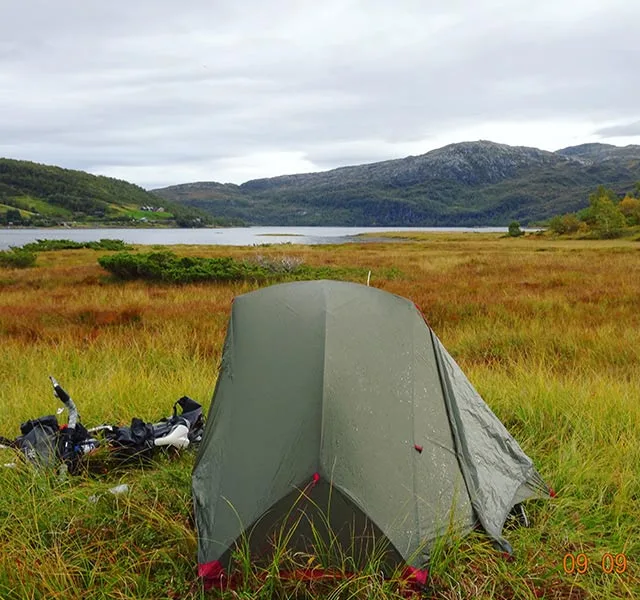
(193, 280), (549, 571)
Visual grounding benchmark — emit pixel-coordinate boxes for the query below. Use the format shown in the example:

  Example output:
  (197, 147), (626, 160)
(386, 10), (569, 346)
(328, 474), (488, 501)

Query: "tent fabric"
(192, 280), (549, 576)
(431, 334), (549, 552)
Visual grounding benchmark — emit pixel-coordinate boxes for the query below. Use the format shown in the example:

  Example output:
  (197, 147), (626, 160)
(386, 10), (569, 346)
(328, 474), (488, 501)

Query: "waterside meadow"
(0, 233), (638, 599)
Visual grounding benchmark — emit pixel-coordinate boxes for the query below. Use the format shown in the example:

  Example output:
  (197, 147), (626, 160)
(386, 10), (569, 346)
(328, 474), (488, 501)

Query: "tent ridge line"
(409, 308), (423, 557)
(428, 330), (480, 521)
(318, 283), (328, 478)
(429, 329), (512, 554)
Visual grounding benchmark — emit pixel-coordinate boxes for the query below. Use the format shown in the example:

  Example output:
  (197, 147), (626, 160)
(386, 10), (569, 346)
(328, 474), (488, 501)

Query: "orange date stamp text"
(563, 553), (627, 575)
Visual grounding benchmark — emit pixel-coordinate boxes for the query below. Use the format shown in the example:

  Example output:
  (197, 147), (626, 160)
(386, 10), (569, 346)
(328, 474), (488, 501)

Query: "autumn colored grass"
(0, 234), (638, 599)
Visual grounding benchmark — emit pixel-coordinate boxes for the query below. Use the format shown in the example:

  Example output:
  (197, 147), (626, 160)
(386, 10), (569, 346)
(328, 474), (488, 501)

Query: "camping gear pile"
(192, 280), (552, 590)
(0, 376), (204, 473)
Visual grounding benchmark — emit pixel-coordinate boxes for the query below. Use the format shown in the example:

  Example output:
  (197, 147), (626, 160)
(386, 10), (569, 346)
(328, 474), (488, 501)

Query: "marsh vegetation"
(0, 234), (638, 599)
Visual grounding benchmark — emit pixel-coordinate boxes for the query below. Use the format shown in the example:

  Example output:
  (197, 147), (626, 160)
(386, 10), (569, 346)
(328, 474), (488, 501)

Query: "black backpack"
(16, 415), (60, 468)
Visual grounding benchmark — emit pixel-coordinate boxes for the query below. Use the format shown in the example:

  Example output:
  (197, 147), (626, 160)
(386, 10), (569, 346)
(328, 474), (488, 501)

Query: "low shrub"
(0, 248), (37, 268)
(548, 213), (581, 235)
(98, 251), (260, 283)
(22, 238), (132, 252)
(88, 239), (132, 251)
(98, 251), (364, 284)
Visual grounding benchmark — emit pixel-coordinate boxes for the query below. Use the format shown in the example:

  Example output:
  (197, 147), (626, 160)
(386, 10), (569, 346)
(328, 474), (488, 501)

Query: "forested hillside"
(5, 141), (640, 229)
(0, 158), (221, 227)
(153, 141), (640, 226)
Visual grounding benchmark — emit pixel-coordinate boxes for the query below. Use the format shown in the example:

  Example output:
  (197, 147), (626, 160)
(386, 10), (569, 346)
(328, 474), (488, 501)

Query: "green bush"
(507, 221), (523, 237)
(22, 238), (132, 252)
(99, 251), (259, 283)
(87, 239), (132, 251)
(0, 248), (37, 268)
(98, 251), (363, 284)
(548, 213), (581, 235)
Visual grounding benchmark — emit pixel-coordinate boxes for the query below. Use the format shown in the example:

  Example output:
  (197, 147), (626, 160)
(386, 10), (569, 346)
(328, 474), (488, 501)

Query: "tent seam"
(319, 283), (328, 475)
(409, 304), (422, 561)
(430, 330), (512, 552)
(428, 330), (479, 527)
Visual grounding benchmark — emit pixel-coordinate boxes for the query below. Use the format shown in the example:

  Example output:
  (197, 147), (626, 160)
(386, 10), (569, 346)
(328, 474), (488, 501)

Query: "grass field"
(0, 234), (638, 599)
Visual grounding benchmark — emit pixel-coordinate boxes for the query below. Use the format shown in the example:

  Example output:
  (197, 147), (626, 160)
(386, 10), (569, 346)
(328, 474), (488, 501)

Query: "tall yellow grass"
(0, 234), (638, 599)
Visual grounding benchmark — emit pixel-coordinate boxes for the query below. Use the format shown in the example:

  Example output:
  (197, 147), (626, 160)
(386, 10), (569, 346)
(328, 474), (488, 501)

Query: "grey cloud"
(595, 121), (640, 138)
(2, 0), (640, 186)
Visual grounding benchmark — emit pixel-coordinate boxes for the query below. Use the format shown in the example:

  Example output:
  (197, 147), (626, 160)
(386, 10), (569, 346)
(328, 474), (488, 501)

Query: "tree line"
(548, 184), (640, 238)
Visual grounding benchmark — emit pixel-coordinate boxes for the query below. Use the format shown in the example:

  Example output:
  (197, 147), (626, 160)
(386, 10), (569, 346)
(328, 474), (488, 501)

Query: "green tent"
(193, 280), (550, 586)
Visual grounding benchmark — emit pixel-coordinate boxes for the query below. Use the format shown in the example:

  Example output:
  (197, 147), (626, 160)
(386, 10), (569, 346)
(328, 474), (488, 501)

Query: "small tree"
(508, 221), (524, 237)
(618, 195), (640, 226)
(5, 208), (22, 223)
(589, 186), (626, 238)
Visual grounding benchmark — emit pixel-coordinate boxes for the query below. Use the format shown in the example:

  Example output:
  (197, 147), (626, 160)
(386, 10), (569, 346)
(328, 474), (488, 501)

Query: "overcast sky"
(2, 0), (640, 188)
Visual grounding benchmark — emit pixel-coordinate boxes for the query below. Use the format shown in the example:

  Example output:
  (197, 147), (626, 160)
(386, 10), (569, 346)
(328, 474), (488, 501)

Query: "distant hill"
(152, 141), (640, 226)
(556, 143), (640, 163)
(0, 158), (222, 227)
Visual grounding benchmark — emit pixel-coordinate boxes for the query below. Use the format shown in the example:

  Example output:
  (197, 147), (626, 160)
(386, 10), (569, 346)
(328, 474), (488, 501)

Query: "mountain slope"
(0, 158), (218, 227)
(241, 141), (566, 191)
(556, 143), (640, 163)
(152, 141), (640, 226)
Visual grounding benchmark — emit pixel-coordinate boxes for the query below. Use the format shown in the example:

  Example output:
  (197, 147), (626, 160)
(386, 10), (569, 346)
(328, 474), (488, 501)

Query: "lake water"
(0, 226), (509, 250)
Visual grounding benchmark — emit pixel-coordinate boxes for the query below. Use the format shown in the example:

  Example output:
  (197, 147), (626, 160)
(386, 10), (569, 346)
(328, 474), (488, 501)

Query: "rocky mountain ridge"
(151, 140), (640, 226)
